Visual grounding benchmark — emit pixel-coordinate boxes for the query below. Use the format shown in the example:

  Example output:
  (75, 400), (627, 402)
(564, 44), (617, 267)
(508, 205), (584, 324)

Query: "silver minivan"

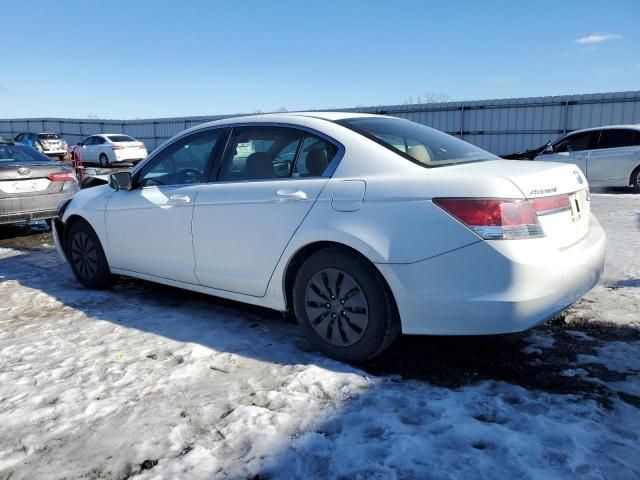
(534, 125), (640, 192)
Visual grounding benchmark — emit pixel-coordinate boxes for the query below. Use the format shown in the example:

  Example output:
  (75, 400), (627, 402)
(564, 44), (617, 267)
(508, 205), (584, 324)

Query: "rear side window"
(339, 117), (496, 167)
(107, 135), (136, 143)
(220, 127), (305, 181)
(293, 135), (338, 177)
(596, 129), (636, 150)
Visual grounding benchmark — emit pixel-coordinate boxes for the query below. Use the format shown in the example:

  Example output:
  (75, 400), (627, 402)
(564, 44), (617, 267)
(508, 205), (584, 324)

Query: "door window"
(94, 136), (106, 145)
(220, 127), (305, 181)
(83, 137), (95, 146)
(595, 129), (636, 150)
(138, 129), (224, 187)
(293, 135), (338, 177)
(553, 132), (595, 153)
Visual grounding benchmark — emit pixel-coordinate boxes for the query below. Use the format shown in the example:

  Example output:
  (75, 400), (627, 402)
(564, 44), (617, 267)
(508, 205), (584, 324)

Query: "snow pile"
(0, 193), (639, 479)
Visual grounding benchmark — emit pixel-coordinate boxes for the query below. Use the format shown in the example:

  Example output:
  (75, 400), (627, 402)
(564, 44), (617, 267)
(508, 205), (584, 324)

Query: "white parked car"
(74, 134), (147, 167)
(53, 113), (605, 361)
(533, 125), (640, 192)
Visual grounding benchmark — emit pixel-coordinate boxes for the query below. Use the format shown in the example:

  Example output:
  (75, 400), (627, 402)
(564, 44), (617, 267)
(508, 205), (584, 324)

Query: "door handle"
(168, 194), (191, 206)
(272, 189), (307, 202)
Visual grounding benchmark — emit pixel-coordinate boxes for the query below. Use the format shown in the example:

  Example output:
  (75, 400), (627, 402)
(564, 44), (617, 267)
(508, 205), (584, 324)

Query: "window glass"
(15, 134), (23, 141)
(107, 135), (136, 143)
(220, 127), (305, 181)
(553, 132), (594, 153)
(0, 144), (55, 163)
(596, 129), (636, 150)
(293, 135), (338, 177)
(94, 137), (106, 145)
(83, 137), (94, 146)
(139, 129), (222, 187)
(37, 133), (61, 140)
(339, 117), (496, 167)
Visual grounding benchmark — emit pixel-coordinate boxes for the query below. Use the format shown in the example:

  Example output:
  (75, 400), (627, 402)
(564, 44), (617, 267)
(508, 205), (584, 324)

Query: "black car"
(0, 138), (78, 225)
(14, 132), (69, 161)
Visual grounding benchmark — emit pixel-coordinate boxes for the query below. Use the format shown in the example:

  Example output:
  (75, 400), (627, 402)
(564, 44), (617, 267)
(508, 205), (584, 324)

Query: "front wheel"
(66, 220), (113, 289)
(292, 248), (400, 362)
(631, 167), (640, 194)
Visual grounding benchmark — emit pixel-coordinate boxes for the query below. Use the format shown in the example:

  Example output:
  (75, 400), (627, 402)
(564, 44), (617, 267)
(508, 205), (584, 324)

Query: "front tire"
(631, 166), (640, 194)
(99, 153), (109, 168)
(66, 220), (113, 289)
(292, 248), (400, 362)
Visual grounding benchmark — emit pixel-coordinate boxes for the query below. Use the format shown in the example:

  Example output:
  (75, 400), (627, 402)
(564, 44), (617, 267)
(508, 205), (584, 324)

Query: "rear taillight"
(529, 194), (571, 215)
(48, 171), (77, 183)
(139, 144), (146, 149)
(112, 145), (124, 150)
(433, 198), (544, 240)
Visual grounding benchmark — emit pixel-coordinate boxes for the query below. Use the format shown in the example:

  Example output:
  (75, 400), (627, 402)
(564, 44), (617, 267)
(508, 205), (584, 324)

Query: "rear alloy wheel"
(99, 153), (109, 168)
(293, 248), (400, 362)
(66, 220), (113, 289)
(632, 167), (640, 194)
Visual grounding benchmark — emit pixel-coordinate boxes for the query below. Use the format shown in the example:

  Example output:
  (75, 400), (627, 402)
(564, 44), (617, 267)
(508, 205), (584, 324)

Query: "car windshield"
(339, 117), (497, 167)
(107, 135), (136, 143)
(38, 133), (61, 140)
(0, 144), (55, 163)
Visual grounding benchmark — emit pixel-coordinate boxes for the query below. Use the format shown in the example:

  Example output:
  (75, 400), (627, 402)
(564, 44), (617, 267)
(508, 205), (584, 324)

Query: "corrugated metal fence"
(2, 91), (639, 155)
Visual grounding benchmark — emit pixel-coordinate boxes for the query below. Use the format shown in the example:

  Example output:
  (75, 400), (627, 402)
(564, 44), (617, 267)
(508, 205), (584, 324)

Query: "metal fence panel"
(1, 91), (639, 155)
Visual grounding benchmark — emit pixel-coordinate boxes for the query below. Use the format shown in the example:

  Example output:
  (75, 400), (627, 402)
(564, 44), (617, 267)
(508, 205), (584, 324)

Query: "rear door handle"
(168, 194), (191, 206)
(272, 189), (307, 202)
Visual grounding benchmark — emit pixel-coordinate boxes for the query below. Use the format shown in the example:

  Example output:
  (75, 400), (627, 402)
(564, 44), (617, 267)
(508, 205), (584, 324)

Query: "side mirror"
(109, 171), (133, 190)
(543, 144), (554, 154)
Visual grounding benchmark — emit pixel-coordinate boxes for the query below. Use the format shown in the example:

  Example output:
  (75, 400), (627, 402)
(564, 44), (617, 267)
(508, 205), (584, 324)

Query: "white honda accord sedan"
(53, 112), (606, 362)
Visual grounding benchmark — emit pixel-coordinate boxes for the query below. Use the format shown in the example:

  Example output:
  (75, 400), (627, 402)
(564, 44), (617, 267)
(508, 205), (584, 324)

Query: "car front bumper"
(377, 214), (606, 335)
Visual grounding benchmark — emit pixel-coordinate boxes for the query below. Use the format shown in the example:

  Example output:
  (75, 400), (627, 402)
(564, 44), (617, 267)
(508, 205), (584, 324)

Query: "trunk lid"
(453, 160), (590, 248)
(0, 163), (66, 195)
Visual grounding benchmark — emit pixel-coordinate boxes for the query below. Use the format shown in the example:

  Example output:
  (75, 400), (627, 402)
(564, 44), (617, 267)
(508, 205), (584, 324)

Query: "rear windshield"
(0, 144), (55, 163)
(37, 133), (61, 140)
(339, 117), (497, 167)
(107, 135), (136, 143)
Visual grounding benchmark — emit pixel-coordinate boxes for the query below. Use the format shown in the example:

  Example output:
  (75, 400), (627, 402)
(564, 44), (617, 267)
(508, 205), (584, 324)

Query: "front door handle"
(168, 194), (191, 206)
(272, 189), (307, 202)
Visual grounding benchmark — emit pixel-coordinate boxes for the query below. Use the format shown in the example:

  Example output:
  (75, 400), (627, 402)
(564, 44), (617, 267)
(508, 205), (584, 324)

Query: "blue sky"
(2, 0), (639, 119)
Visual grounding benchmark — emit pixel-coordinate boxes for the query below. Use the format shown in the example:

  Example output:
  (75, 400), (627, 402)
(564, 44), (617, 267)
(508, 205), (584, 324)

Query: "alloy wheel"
(70, 231), (98, 281)
(304, 268), (369, 346)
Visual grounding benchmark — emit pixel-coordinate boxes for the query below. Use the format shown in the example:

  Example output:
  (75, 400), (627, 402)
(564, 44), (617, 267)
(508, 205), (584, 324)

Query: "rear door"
(587, 129), (640, 184)
(192, 126), (339, 296)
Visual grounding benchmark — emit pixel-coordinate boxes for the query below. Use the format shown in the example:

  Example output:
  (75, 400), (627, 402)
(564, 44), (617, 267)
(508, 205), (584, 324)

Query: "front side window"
(83, 137), (95, 146)
(553, 132), (594, 153)
(339, 117), (497, 167)
(596, 129), (636, 150)
(94, 137), (106, 145)
(138, 129), (224, 187)
(220, 127), (305, 181)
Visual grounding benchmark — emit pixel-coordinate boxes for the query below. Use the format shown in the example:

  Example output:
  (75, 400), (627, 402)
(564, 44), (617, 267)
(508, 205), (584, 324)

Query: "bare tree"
(403, 92), (450, 105)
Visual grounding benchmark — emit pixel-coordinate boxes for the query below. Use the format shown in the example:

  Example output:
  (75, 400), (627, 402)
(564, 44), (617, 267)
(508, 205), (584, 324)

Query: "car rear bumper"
(377, 214), (606, 335)
(0, 191), (76, 225)
(43, 149), (67, 156)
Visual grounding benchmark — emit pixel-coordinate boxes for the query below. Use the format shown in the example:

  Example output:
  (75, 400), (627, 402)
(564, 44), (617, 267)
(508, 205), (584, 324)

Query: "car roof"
(187, 111), (383, 130)
(566, 124), (640, 135)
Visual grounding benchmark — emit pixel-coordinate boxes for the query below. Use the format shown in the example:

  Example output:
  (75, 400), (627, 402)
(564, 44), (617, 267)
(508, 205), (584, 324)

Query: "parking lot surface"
(0, 194), (639, 479)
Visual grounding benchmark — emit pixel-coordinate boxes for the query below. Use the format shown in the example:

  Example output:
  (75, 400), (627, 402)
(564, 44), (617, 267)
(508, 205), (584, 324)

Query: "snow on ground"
(0, 193), (639, 480)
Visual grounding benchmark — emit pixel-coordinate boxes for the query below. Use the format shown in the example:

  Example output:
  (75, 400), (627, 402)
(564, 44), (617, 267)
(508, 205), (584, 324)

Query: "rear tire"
(292, 248), (400, 362)
(99, 153), (109, 168)
(631, 166), (640, 194)
(66, 220), (113, 289)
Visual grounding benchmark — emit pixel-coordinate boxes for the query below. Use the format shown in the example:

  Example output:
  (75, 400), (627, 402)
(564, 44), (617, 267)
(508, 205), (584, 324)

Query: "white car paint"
(55, 112), (605, 340)
(77, 134), (147, 166)
(533, 124), (640, 189)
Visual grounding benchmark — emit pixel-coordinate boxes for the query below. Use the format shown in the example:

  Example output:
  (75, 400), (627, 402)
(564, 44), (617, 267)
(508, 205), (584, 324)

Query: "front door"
(105, 128), (227, 283)
(192, 126), (339, 296)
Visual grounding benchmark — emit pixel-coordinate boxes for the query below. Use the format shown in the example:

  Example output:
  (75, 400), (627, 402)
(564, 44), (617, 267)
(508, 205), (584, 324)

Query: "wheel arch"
(282, 240), (400, 321)
(629, 163), (640, 187)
